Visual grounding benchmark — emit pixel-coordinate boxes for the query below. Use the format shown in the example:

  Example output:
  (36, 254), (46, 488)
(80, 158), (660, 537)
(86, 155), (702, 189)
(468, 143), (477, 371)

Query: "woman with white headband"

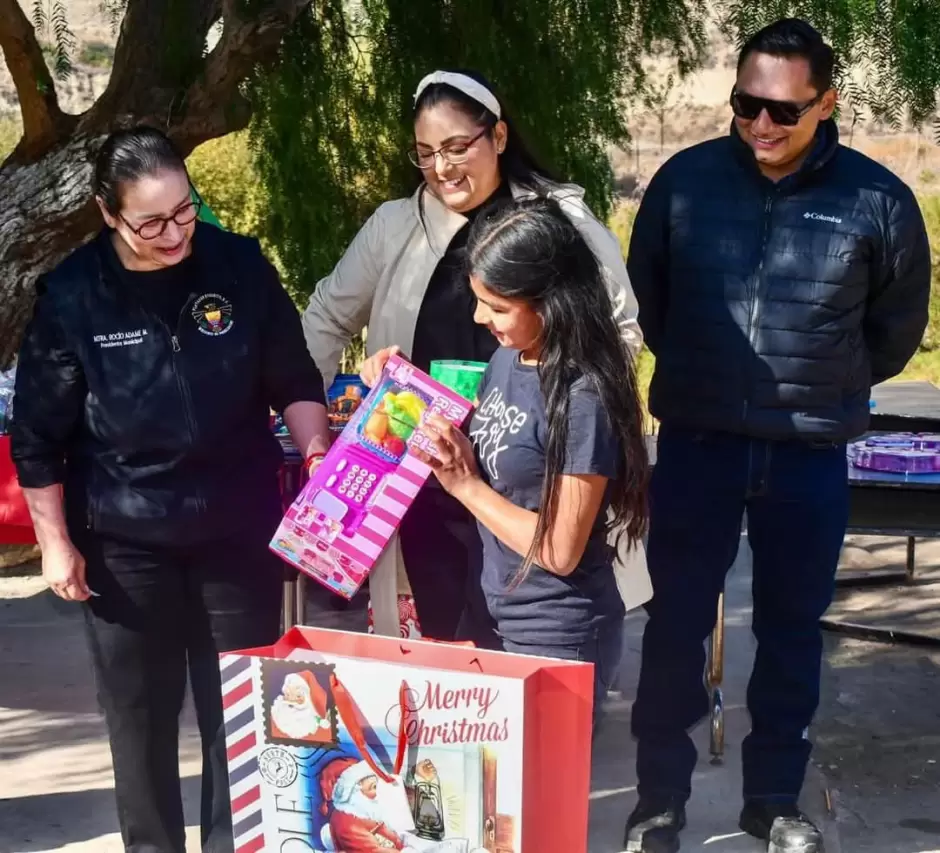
(303, 69), (642, 643)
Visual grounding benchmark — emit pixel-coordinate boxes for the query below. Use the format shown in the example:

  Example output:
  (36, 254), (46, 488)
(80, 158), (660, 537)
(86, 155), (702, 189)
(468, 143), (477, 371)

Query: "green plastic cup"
(429, 360), (487, 402)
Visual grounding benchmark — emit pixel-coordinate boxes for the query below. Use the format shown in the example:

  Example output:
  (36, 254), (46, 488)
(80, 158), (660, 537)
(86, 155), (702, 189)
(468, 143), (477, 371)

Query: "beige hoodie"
(302, 180), (648, 636)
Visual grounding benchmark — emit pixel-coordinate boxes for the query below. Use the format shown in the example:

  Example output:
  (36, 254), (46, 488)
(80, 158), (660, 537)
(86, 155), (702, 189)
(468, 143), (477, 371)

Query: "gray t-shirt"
(468, 347), (626, 645)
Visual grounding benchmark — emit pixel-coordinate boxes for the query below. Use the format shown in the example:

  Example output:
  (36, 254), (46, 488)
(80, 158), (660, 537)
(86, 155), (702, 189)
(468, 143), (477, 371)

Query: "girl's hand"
(416, 415), (480, 499)
(360, 345), (402, 387)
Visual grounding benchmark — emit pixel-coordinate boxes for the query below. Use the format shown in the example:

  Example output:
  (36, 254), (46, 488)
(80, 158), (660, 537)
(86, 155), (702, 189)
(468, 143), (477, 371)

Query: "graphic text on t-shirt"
(470, 385), (528, 480)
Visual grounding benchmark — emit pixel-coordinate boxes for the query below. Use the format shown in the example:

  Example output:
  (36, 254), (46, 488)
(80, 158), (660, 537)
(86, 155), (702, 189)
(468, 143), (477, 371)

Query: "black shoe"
(623, 797), (686, 853)
(739, 801), (823, 852)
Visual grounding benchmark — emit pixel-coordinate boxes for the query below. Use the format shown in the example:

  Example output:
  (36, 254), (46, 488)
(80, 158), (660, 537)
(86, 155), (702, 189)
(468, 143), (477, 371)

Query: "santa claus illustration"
(270, 671), (332, 742)
(320, 758), (406, 852)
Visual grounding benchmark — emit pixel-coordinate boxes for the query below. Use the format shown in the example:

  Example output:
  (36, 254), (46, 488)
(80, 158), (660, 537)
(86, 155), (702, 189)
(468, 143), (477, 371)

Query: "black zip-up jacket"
(11, 223), (326, 546)
(629, 120), (931, 442)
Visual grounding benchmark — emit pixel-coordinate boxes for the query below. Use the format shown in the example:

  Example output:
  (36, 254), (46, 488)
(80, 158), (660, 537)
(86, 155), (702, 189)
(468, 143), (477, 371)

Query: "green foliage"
(100, 1), (128, 34)
(186, 129), (368, 370)
(609, 201), (653, 414)
(187, 132), (269, 243)
(609, 201), (639, 254)
(723, 0), (940, 132)
(248, 1), (390, 304)
(78, 41), (115, 69)
(913, 194), (940, 354)
(0, 116), (22, 161)
(249, 0), (710, 299)
(31, 1), (76, 80)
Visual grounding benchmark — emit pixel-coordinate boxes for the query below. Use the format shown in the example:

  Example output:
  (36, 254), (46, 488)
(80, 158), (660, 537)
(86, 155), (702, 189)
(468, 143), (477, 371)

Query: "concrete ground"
(1, 535), (939, 853)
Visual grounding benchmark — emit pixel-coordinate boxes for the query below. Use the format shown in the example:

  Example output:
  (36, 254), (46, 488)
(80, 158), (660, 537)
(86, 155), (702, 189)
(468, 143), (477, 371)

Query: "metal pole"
(293, 574), (307, 625)
(707, 592), (726, 764)
(282, 576), (297, 633)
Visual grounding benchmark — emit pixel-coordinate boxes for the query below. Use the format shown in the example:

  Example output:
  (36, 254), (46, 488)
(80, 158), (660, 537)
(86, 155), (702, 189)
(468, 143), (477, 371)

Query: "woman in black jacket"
(11, 126), (330, 853)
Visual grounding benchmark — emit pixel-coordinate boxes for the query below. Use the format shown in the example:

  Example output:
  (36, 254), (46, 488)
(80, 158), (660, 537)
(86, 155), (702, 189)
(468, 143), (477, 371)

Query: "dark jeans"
(501, 617), (625, 726)
(80, 530), (283, 853)
(399, 482), (482, 640)
(632, 426), (848, 803)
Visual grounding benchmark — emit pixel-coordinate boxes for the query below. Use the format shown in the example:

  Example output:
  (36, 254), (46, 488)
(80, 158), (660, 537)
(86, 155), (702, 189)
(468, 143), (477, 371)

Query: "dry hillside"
(0, 1), (113, 114)
(615, 20), (940, 196)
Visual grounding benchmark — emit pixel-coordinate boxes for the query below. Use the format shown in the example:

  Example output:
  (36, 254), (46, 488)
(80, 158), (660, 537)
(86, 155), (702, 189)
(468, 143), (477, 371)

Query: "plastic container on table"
(429, 359), (487, 402)
(849, 433), (940, 474)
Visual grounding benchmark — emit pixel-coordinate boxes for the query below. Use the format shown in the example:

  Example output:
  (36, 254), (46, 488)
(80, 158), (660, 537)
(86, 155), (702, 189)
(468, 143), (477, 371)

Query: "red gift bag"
(220, 627), (594, 853)
(0, 436), (36, 546)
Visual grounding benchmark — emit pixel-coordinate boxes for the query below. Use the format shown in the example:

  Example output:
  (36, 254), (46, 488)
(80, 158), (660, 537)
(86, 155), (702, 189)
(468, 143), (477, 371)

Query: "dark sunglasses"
(730, 88), (823, 127)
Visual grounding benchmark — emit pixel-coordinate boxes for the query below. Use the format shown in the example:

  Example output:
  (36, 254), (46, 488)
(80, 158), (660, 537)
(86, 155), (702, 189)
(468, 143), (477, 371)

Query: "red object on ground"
(0, 435), (36, 545)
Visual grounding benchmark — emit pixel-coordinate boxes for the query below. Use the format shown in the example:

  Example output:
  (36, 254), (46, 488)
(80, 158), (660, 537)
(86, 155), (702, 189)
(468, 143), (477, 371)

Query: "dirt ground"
(2, 534), (940, 852)
(815, 536), (940, 853)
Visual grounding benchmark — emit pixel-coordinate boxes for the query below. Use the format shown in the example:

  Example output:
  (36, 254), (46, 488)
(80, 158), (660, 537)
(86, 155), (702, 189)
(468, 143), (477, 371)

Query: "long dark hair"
(467, 198), (649, 584)
(93, 126), (188, 215)
(413, 69), (556, 196)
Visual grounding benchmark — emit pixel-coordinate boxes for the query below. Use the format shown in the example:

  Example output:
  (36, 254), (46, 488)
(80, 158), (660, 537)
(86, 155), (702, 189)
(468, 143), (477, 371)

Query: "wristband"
(305, 451), (326, 472)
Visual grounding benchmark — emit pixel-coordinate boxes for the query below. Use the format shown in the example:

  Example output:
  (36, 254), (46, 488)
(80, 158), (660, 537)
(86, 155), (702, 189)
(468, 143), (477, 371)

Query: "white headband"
(413, 71), (502, 119)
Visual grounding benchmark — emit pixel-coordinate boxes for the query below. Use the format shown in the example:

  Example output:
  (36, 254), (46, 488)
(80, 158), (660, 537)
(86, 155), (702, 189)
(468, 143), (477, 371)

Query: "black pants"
(631, 427), (849, 803)
(398, 482), (485, 640)
(80, 530), (282, 853)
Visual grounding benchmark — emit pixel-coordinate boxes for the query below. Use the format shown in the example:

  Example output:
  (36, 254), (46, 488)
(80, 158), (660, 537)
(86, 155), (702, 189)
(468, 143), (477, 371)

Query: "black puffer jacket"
(629, 120), (931, 442)
(11, 223), (325, 546)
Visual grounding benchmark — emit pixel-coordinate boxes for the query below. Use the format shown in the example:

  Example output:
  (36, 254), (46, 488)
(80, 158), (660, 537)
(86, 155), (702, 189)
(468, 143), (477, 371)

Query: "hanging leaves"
(31, 1), (76, 80)
(721, 0), (940, 132)
(23, 0), (940, 300)
(249, 0), (710, 299)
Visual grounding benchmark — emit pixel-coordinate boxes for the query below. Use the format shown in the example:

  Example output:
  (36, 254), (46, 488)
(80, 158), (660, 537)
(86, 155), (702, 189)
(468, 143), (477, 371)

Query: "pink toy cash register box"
(269, 356), (474, 599)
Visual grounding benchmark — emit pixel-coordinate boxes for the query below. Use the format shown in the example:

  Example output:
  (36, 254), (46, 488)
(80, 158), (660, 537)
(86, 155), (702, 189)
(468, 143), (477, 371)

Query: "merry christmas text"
(386, 681), (510, 746)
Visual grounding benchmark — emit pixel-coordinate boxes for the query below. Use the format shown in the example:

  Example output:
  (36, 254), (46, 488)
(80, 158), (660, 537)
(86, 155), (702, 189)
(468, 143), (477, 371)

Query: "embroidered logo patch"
(192, 293), (233, 336)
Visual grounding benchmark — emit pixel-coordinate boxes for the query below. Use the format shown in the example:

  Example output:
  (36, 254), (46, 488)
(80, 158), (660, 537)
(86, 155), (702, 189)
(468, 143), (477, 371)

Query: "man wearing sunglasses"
(624, 17), (930, 853)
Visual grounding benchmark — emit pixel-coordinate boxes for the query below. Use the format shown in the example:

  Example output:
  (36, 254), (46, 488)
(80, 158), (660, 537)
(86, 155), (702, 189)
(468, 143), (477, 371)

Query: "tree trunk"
(0, 0), (313, 368)
(0, 131), (104, 365)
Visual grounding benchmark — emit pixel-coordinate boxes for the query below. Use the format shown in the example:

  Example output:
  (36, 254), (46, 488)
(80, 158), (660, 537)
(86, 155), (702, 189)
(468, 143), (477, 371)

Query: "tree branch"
(88, 0), (309, 152)
(0, 0), (74, 158)
(171, 0), (314, 150)
(97, 0), (221, 116)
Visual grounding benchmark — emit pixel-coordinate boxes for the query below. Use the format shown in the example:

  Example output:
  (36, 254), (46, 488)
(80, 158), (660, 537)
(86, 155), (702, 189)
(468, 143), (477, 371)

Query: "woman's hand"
(416, 414), (481, 500)
(42, 538), (91, 602)
(360, 345), (401, 387)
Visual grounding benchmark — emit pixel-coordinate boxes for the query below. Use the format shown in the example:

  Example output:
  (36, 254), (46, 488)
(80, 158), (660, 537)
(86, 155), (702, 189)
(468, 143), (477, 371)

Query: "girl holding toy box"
(304, 68), (643, 642)
(416, 198), (650, 717)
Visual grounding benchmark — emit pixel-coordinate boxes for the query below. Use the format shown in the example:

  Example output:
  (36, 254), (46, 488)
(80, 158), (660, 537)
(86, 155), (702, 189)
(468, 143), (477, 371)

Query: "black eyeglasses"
(407, 128), (489, 170)
(730, 87), (823, 127)
(120, 193), (203, 240)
